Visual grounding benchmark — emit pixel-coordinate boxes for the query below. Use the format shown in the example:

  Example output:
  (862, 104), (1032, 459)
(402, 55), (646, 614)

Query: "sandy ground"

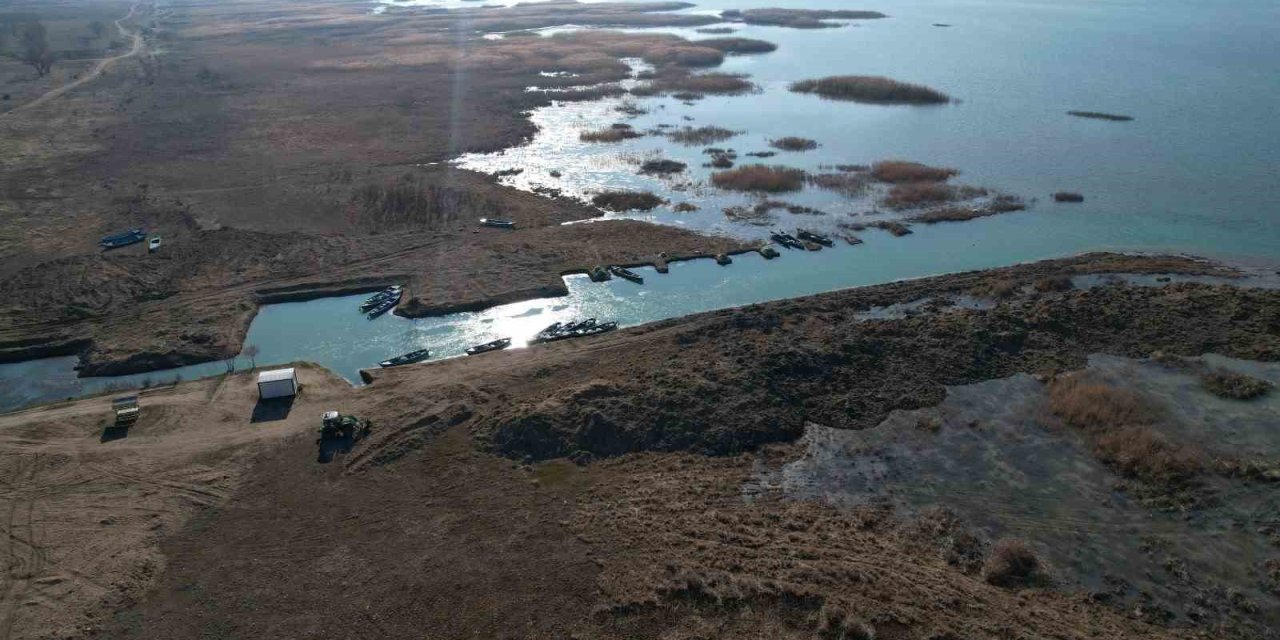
(2, 254), (1276, 639)
(0, 365), (350, 639)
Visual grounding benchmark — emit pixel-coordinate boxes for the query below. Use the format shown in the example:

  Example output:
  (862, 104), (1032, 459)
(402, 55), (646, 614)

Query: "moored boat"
(359, 285), (404, 312)
(366, 290), (403, 319)
(796, 229), (833, 246)
(608, 265), (643, 284)
(770, 231), (804, 249)
(100, 228), (147, 249)
(378, 348), (431, 368)
(531, 318), (614, 343)
(479, 218), (515, 229)
(466, 338), (512, 355)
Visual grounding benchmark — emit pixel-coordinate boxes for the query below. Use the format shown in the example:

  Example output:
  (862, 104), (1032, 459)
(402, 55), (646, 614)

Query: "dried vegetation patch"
(790, 75), (950, 104)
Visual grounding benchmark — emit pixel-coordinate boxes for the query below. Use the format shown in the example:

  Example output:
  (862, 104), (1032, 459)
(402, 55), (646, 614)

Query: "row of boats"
(770, 229), (833, 250)
(531, 318), (618, 344)
(378, 319), (610, 368)
(359, 285), (403, 319)
(377, 337), (514, 368)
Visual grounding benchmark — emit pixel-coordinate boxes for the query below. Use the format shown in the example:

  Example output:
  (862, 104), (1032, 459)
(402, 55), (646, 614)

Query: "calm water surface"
(4, 0), (1278, 411)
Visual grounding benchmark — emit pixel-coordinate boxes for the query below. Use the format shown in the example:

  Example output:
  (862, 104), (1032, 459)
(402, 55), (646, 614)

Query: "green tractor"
(319, 410), (372, 440)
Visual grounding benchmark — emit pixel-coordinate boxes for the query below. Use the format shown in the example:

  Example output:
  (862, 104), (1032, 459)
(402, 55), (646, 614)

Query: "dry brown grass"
(591, 191), (664, 211)
(638, 159), (686, 175)
(1033, 275), (1075, 292)
(984, 539), (1042, 588)
(579, 125), (642, 143)
(790, 75), (950, 104)
(692, 37), (777, 54)
(1047, 374), (1204, 485)
(667, 125), (739, 145)
(883, 183), (959, 210)
(710, 165), (806, 192)
(868, 220), (912, 236)
(768, 136), (819, 152)
(654, 71), (756, 95)
(806, 172), (869, 196)
(726, 8), (887, 29)
(1200, 369), (1273, 400)
(870, 160), (958, 183)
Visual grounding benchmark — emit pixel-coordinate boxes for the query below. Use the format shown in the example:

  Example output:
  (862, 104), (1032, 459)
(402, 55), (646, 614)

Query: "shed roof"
(257, 368), (296, 384)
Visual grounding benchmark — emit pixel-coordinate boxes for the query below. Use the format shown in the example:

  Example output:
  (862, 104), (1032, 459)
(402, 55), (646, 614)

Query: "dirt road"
(0, 2), (146, 119)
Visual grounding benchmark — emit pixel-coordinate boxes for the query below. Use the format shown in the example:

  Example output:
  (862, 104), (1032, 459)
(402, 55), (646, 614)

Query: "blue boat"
(100, 228), (147, 249)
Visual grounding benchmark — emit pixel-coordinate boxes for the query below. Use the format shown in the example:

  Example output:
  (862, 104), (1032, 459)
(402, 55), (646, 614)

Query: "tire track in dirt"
(0, 3), (147, 119)
(0, 454), (46, 640)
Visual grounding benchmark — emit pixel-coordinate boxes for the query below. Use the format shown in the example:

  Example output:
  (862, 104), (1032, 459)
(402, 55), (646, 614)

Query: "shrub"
(580, 126), (642, 143)
(591, 191), (664, 211)
(1200, 369), (1273, 400)
(1033, 275), (1074, 292)
(642, 45), (724, 68)
(1047, 374), (1203, 483)
(656, 72), (756, 95)
(868, 220), (912, 236)
(870, 160), (957, 183)
(807, 172), (869, 196)
(672, 202), (699, 212)
(638, 159), (687, 175)
(667, 125), (739, 145)
(791, 75), (950, 104)
(984, 539), (1041, 587)
(769, 136), (819, 152)
(693, 37), (777, 54)
(710, 165), (806, 192)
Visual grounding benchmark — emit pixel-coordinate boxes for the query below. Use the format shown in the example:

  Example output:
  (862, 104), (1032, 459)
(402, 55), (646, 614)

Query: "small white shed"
(257, 368), (297, 400)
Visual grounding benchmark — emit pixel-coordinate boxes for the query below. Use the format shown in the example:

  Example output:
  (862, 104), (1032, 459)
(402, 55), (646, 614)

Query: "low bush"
(984, 539), (1042, 587)
(710, 165), (806, 192)
(638, 159), (687, 175)
(883, 183), (959, 209)
(769, 136), (819, 151)
(591, 191), (664, 211)
(1200, 369), (1273, 400)
(580, 126), (642, 143)
(667, 125), (739, 145)
(870, 160), (957, 183)
(693, 37), (777, 54)
(791, 75), (950, 104)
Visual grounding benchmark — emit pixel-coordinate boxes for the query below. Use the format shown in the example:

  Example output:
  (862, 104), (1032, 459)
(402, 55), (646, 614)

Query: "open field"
(2, 254), (1277, 639)
(0, 0), (754, 376)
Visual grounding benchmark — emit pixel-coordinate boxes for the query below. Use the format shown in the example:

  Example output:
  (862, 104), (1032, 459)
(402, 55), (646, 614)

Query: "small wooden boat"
(714, 253), (732, 265)
(148, 236), (162, 253)
(608, 265), (643, 284)
(366, 291), (402, 319)
(466, 338), (512, 355)
(100, 228), (146, 249)
(796, 230), (833, 246)
(769, 231), (804, 249)
(359, 285), (403, 312)
(379, 348), (431, 368)
(479, 218), (515, 229)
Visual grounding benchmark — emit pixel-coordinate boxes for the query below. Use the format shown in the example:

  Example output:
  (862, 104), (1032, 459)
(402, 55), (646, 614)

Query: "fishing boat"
(366, 290), (402, 319)
(479, 218), (515, 229)
(608, 265), (643, 284)
(770, 231), (804, 249)
(466, 338), (512, 355)
(359, 285), (403, 312)
(378, 348), (431, 368)
(796, 229), (833, 246)
(532, 318), (613, 343)
(100, 228), (147, 249)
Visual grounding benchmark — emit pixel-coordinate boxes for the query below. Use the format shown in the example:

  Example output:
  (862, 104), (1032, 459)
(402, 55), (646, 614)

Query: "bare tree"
(18, 22), (55, 78)
(243, 344), (260, 369)
(89, 20), (106, 40)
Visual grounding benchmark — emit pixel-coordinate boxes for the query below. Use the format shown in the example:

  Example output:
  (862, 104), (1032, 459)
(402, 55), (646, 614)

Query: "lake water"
(4, 0), (1278, 411)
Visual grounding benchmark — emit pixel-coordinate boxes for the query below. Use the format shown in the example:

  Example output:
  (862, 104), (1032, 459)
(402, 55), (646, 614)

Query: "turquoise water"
(3, 0), (1278, 411)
